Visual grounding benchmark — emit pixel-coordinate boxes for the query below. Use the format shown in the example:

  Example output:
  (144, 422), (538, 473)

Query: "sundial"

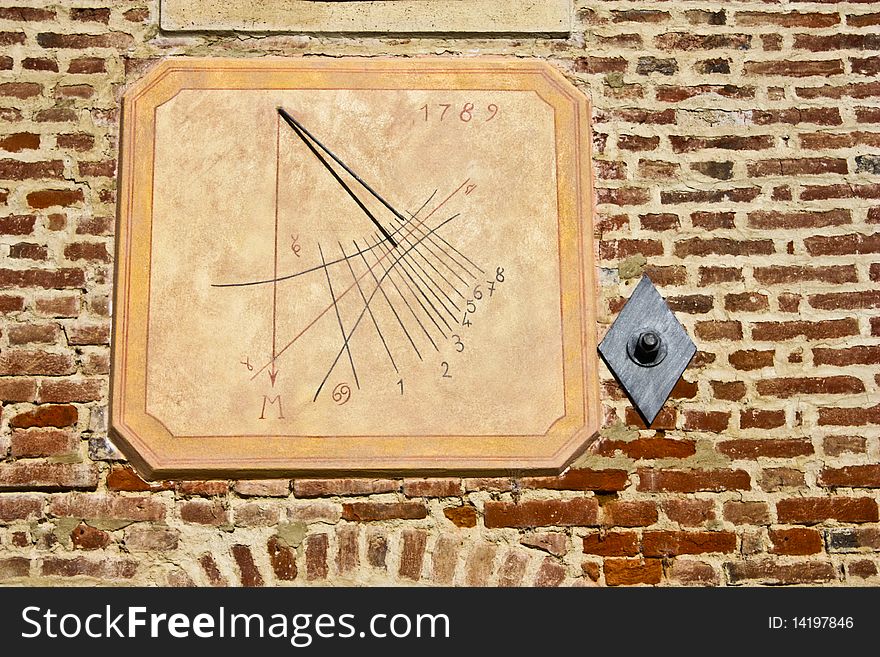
(112, 58), (600, 477)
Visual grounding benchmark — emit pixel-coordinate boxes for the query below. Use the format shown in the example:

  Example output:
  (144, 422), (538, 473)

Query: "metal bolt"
(635, 331), (661, 363)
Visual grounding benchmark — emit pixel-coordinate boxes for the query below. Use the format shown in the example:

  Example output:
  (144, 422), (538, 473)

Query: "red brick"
(667, 294), (713, 314)
(695, 320), (742, 341)
(723, 501), (770, 525)
(712, 381), (746, 401)
(10, 428), (77, 458)
(819, 404), (880, 426)
(725, 559), (835, 585)
(67, 57), (105, 74)
(759, 468), (805, 492)
(740, 409), (786, 430)
(638, 160), (679, 179)
(736, 11), (839, 27)
(293, 478), (398, 497)
(36, 32), (134, 49)
(0, 133), (40, 152)
(0, 494), (43, 520)
(305, 533), (329, 581)
(9, 404), (77, 429)
(603, 108), (676, 125)
(49, 493), (165, 522)
(0, 294), (25, 312)
(823, 435), (866, 457)
(776, 497), (878, 524)
(179, 499), (228, 525)
(0, 463), (97, 491)
(574, 57), (627, 74)
(9, 243), (47, 260)
(598, 437), (694, 460)
(639, 212), (679, 231)
(675, 237), (773, 257)
(804, 234), (880, 256)
(41, 556), (137, 580)
(8, 323), (57, 344)
(0, 215), (36, 236)
(26, 189), (84, 209)
(125, 526), (179, 552)
(667, 559), (720, 586)
(464, 544), (496, 586)
(819, 465), (880, 489)
(267, 536), (297, 581)
(692, 211), (735, 230)
(814, 346), (880, 367)
(754, 264), (857, 285)
(638, 469), (750, 493)
(599, 239), (663, 259)
(335, 525), (358, 575)
(795, 33), (880, 51)
(657, 84), (755, 102)
(729, 349), (774, 371)
(0, 160), (63, 181)
(661, 499), (716, 526)
(809, 290), (880, 310)
(744, 60), (844, 77)
(484, 499), (598, 528)
(596, 187), (652, 207)
(107, 465), (172, 492)
(70, 7), (110, 23)
(56, 133), (94, 151)
(70, 523), (110, 550)
(643, 530), (736, 556)
(399, 529), (427, 581)
(175, 481), (229, 496)
(582, 532), (639, 556)
(770, 528), (823, 556)
(231, 544), (263, 587)
(581, 560), (601, 582)
(402, 478), (461, 497)
(533, 557), (566, 587)
(720, 439), (813, 460)
(751, 319), (859, 341)
(35, 293), (80, 316)
(814, 177), (880, 197)
(198, 554), (227, 586)
(619, 135), (660, 151)
(757, 376), (865, 397)
(21, 57), (58, 73)
(656, 33), (751, 51)
(671, 135), (773, 153)
(521, 469), (628, 492)
(849, 560), (878, 579)
(432, 536), (463, 584)
(38, 378), (104, 403)
(444, 505), (477, 528)
(521, 531), (567, 556)
(604, 558), (662, 586)
(64, 242), (110, 262)
(341, 502), (426, 522)
(0, 82), (41, 99)
(682, 410), (730, 432)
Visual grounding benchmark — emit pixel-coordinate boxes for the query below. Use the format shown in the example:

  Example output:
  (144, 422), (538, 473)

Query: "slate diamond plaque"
(598, 276), (696, 427)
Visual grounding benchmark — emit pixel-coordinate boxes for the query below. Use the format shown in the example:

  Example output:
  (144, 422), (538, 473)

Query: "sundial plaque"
(112, 58), (599, 477)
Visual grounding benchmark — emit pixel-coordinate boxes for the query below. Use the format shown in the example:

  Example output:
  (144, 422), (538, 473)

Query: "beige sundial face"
(112, 58), (600, 477)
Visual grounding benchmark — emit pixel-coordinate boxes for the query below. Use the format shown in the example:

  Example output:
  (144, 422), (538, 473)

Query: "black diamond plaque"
(598, 276), (696, 427)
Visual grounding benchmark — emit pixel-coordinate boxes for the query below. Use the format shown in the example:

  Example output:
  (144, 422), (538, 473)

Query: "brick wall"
(0, 1), (878, 586)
